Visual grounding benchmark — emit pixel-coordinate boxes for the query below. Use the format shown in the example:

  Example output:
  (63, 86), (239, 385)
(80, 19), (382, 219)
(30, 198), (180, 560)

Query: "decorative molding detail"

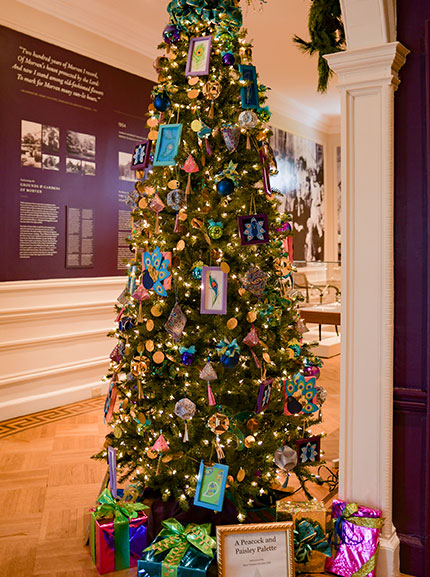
(0, 328), (112, 352)
(0, 301), (115, 322)
(0, 355), (109, 389)
(326, 39), (407, 577)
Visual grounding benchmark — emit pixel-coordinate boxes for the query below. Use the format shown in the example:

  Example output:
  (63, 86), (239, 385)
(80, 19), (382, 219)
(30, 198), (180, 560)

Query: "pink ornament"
(304, 365), (320, 379)
(152, 434), (169, 452)
(182, 154), (199, 174)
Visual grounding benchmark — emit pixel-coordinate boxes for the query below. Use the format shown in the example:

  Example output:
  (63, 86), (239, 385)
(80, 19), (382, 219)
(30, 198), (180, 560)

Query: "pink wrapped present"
(325, 500), (384, 577)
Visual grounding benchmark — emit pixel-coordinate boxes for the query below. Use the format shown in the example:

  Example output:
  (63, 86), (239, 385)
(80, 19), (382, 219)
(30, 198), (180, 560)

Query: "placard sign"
(0, 25), (154, 281)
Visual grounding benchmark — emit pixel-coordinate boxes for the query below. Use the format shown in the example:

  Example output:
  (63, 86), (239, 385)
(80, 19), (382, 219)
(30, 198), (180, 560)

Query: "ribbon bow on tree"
(293, 518), (331, 564)
(216, 338), (240, 358)
(215, 161), (240, 186)
(144, 518), (216, 577)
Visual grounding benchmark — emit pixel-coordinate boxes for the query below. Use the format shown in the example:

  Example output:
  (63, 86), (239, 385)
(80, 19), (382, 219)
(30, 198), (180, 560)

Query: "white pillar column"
(325, 42), (408, 577)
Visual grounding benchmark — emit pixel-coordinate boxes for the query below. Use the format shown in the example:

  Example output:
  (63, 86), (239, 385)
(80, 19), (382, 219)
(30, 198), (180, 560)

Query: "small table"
(299, 303), (341, 341)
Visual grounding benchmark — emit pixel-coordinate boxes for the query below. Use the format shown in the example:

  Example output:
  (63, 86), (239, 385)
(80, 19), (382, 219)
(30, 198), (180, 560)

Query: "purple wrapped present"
(325, 499), (384, 577)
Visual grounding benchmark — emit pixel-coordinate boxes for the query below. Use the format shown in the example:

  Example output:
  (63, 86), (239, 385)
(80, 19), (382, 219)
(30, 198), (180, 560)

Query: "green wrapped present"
(138, 518), (216, 577)
(294, 517), (331, 573)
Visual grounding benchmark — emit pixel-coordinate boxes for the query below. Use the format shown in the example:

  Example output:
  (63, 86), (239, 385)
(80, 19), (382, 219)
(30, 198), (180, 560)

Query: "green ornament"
(207, 219), (224, 240)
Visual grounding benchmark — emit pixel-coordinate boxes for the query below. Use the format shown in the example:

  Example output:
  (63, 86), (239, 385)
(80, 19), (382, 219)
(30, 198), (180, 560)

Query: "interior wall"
(0, 1), (340, 421)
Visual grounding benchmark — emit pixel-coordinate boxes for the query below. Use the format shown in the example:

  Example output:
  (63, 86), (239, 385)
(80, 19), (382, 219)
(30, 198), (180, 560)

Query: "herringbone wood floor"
(0, 356), (412, 577)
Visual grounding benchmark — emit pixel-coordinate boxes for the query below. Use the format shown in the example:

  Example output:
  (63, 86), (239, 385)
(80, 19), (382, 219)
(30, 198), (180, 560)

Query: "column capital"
(325, 42), (409, 90)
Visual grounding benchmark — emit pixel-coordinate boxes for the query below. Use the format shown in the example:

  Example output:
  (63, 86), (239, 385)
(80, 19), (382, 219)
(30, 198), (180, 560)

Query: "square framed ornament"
(130, 140), (152, 170)
(185, 35), (212, 77)
(238, 64), (259, 109)
(153, 123), (182, 166)
(194, 460), (229, 512)
(200, 266), (228, 315)
(142, 248), (172, 297)
(256, 377), (273, 414)
(296, 436), (321, 464)
(238, 213), (269, 246)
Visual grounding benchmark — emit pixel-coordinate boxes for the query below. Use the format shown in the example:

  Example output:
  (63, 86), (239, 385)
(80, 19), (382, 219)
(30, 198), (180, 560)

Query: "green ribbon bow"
(144, 518), (216, 577)
(167, 0), (243, 34)
(215, 161), (240, 186)
(293, 518), (331, 564)
(90, 488), (147, 571)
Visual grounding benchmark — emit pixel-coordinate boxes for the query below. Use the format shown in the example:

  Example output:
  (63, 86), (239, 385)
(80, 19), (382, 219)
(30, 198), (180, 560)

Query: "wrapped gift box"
(138, 518), (216, 577)
(276, 499), (327, 530)
(89, 489), (148, 574)
(325, 499), (384, 577)
(276, 500), (330, 573)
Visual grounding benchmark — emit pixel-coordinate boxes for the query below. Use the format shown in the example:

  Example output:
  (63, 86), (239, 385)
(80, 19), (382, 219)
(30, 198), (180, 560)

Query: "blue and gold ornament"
(215, 161), (239, 196)
(142, 247), (171, 297)
(216, 338), (240, 368)
(284, 373), (319, 414)
(191, 260), (204, 279)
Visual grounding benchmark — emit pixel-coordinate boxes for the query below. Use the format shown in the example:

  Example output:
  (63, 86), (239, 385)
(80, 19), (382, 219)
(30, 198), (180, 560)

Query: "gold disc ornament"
(138, 198), (148, 209)
(147, 117), (159, 128)
(237, 468), (246, 482)
(247, 417), (259, 433)
(146, 319), (154, 331)
(148, 130), (159, 141)
(188, 76), (199, 86)
(145, 340), (154, 352)
(178, 210), (188, 222)
(191, 119), (203, 132)
(176, 239), (185, 251)
(151, 304), (162, 317)
(227, 318), (238, 330)
(247, 311), (257, 323)
(245, 435), (256, 448)
(153, 351), (165, 364)
(147, 449), (158, 459)
(263, 352), (271, 364)
(168, 179), (180, 189)
(187, 89), (200, 99)
(162, 454), (173, 463)
(220, 262), (230, 274)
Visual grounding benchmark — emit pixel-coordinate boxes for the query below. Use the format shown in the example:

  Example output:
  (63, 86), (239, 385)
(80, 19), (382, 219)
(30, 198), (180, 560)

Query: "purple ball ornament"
(180, 346), (196, 366)
(276, 221), (292, 234)
(304, 365), (321, 379)
(222, 52), (235, 67)
(163, 24), (181, 45)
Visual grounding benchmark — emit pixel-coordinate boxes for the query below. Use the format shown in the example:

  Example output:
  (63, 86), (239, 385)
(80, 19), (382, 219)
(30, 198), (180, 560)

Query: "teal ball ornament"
(154, 93), (171, 112)
(217, 177), (234, 196)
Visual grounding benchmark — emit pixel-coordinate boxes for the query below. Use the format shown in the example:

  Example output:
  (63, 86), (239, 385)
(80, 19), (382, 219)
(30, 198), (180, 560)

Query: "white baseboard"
(0, 378), (109, 421)
(377, 530), (400, 577)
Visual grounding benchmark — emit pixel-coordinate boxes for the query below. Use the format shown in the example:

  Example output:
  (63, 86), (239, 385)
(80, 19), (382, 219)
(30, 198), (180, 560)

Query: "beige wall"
(0, 0), (340, 420)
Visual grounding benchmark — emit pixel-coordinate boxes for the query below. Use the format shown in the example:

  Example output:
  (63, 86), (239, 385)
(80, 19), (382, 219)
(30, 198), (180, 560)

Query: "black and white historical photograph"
(270, 127), (325, 261)
(66, 130), (96, 160)
(21, 120), (42, 168)
(42, 154), (60, 171)
(66, 157), (82, 174)
(118, 151), (135, 182)
(42, 125), (60, 154)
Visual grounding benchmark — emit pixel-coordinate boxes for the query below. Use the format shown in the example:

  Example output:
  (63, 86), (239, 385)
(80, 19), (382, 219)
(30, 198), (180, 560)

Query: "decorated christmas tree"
(95, 0), (326, 520)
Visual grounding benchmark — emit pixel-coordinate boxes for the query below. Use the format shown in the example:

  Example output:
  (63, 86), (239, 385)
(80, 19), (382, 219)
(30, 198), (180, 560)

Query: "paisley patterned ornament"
(142, 247), (171, 297)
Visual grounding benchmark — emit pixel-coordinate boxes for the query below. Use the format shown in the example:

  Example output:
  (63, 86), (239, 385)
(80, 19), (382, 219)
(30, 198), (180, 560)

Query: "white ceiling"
(16, 0), (340, 131)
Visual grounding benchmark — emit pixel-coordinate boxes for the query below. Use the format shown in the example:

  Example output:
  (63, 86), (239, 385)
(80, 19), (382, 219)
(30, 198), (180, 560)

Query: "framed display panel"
(193, 461), (229, 512)
(153, 124), (182, 166)
(185, 35), (212, 77)
(238, 64), (259, 109)
(200, 266), (228, 314)
(216, 522), (295, 577)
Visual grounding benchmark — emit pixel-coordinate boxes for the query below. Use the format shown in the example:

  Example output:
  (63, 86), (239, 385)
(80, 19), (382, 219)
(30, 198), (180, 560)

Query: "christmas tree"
(95, 0), (326, 520)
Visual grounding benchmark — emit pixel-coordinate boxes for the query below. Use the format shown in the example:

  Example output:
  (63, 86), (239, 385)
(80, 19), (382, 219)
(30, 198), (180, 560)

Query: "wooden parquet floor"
(1, 355), (413, 577)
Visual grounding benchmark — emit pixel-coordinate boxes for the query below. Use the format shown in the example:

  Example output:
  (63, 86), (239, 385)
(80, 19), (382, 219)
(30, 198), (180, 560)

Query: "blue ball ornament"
(154, 93), (171, 112)
(118, 316), (135, 332)
(220, 352), (240, 368)
(163, 25), (181, 45)
(216, 177), (235, 196)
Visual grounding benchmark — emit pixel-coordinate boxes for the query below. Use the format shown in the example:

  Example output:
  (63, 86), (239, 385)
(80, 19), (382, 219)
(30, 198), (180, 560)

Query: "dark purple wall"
(394, 4), (430, 576)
